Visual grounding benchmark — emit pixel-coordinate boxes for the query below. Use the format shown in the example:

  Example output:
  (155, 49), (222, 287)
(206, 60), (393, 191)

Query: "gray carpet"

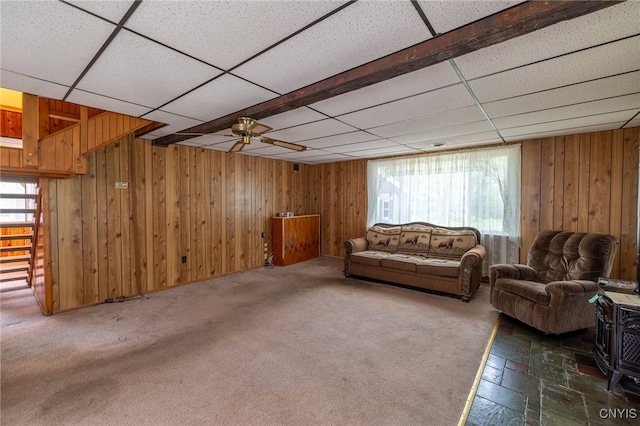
(1, 257), (497, 426)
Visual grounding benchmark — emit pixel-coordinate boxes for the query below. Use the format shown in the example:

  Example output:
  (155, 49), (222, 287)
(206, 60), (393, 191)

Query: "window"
(367, 145), (521, 274)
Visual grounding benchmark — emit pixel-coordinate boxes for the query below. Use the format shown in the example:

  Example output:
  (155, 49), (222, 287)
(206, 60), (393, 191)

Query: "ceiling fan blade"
(250, 122), (273, 136)
(229, 139), (245, 152)
(261, 138), (307, 152)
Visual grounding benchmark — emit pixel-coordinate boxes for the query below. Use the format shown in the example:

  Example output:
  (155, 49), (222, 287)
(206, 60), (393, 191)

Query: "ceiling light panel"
(454, 1), (639, 79)
(232, 0), (431, 94)
(468, 36), (640, 103)
(124, 1), (345, 70)
(417, 0), (523, 34)
(310, 62), (460, 116)
(339, 84), (476, 130)
(492, 94), (640, 130)
(483, 71), (640, 118)
(66, 90), (153, 118)
(161, 74), (277, 121)
(75, 30), (222, 108)
(265, 119), (358, 143)
(367, 105), (486, 138)
(0, 1), (116, 87)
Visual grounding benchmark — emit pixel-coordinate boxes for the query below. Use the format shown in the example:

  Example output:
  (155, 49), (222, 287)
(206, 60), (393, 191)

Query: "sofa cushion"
(366, 225), (401, 252)
(350, 250), (392, 267)
(397, 224), (432, 254)
(429, 228), (477, 260)
(494, 279), (550, 305)
(414, 257), (460, 278)
(380, 254), (421, 272)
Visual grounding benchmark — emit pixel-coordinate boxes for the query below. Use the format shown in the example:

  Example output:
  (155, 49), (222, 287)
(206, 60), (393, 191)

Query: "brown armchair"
(489, 230), (619, 334)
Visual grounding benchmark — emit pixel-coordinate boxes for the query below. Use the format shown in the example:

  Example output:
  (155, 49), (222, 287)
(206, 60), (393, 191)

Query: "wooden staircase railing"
(28, 187), (43, 287)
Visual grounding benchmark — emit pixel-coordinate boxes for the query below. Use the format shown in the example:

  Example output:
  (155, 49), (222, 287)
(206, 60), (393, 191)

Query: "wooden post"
(21, 93), (39, 168)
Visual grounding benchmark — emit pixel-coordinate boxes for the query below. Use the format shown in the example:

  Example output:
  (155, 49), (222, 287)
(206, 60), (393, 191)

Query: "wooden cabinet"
(272, 214), (320, 266)
(594, 286), (640, 392)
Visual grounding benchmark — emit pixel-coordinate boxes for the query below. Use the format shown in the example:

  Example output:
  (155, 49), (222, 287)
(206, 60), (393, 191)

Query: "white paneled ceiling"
(1, 0), (638, 165)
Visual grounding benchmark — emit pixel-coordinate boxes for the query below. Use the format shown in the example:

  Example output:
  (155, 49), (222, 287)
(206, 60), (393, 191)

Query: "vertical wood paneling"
(43, 127), (638, 313)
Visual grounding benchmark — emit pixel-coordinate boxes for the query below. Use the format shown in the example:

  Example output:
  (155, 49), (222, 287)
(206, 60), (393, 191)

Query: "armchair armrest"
(344, 237), (368, 255)
(546, 280), (598, 294)
(490, 264), (537, 281)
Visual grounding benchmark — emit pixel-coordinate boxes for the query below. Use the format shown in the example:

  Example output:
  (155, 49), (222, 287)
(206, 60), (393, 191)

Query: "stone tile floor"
(466, 314), (640, 426)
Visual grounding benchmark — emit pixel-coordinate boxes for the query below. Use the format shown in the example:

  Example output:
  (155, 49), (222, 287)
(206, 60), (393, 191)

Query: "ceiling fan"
(226, 117), (306, 153)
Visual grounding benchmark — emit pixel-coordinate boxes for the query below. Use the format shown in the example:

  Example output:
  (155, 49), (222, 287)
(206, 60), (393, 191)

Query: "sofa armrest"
(344, 237), (368, 255)
(458, 244), (486, 301)
(546, 280), (598, 294)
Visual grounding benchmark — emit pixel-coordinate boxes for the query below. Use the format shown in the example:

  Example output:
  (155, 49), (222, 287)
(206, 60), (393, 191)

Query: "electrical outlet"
(115, 181), (128, 189)
(181, 256), (187, 264)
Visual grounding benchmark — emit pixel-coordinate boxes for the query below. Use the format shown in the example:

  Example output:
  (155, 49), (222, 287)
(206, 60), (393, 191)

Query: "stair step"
(0, 193), (37, 199)
(0, 222), (35, 229)
(0, 245), (31, 253)
(0, 270), (28, 283)
(0, 264), (29, 273)
(0, 254), (30, 263)
(0, 233), (33, 241)
(0, 208), (36, 215)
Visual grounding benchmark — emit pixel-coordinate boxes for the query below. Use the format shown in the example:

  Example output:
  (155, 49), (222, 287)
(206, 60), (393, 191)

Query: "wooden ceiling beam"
(153, 0), (622, 147)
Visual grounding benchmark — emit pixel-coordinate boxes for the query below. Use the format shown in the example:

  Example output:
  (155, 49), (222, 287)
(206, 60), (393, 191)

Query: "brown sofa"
(344, 222), (486, 302)
(490, 229), (619, 334)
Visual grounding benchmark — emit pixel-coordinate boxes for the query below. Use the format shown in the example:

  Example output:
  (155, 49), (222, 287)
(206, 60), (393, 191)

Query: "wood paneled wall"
(46, 137), (311, 312)
(44, 126), (638, 312)
(309, 127), (639, 281)
(520, 127), (639, 280)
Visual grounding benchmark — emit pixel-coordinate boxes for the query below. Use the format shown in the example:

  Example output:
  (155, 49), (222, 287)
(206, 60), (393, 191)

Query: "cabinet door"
(617, 306), (640, 379)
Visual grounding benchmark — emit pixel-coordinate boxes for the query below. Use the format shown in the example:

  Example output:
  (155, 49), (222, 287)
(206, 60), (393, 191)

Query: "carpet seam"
(456, 313), (500, 426)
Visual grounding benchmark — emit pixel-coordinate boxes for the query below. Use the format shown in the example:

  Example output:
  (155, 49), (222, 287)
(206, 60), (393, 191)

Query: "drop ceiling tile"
(265, 119), (358, 143)
(367, 105), (486, 138)
(140, 110), (204, 137)
(483, 71), (640, 118)
(233, 0), (430, 94)
(339, 84), (476, 130)
(161, 75), (277, 122)
(493, 94), (640, 130)
(310, 62), (460, 116)
(624, 119), (640, 129)
(454, 1), (640, 79)
(66, 89), (152, 117)
(302, 131), (381, 149)
(274, 149), (338, 161)
(407, 131), (502, 150)
(418, 0), (522, 35)
(258, 108), (327, 131)
(76, 29), (222, 108)
(67, 0), (135, 23)
(0, 1), (116, 86)
(326, 139), (401, 154)
(503, 123), (626, 142)
(390, 120), (496, 145)
(344, 145), (422, 159)
(469, 36), (640, 103)
(0, 70), (69, 100)
(177, 133), (235, 147)
(125, 1), (345, 70)
(500, 110), (635, 138)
